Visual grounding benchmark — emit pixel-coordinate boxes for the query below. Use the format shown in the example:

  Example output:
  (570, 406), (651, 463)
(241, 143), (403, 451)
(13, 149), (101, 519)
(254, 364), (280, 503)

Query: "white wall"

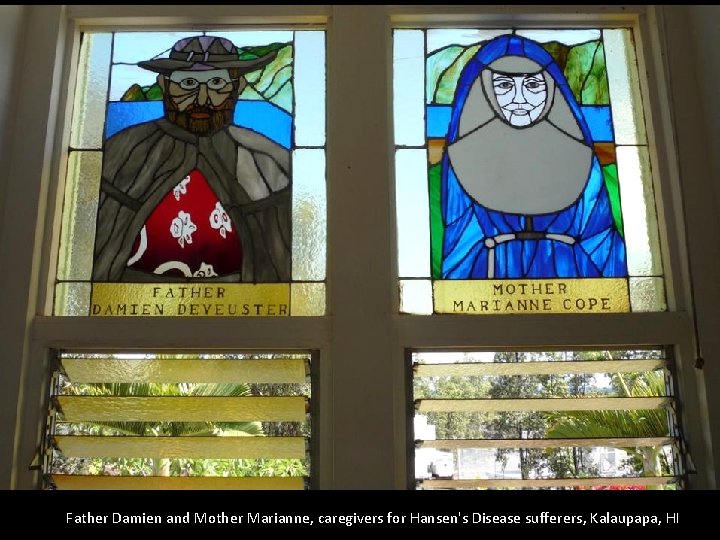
(663, 5), (720, 485)
(0, 4), (26, 489)
(0, 6), (25, 224)
(689, 5), (720, 214)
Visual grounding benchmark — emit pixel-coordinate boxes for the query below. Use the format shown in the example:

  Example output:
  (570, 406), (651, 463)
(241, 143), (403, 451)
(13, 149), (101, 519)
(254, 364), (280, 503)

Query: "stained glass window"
(55, 30), (326, 317)
(395, 29), (665, 315)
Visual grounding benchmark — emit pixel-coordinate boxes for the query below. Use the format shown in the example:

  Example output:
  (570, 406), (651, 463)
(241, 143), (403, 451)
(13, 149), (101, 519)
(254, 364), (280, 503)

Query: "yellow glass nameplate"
(91, 283), (290, 317)
(434, 278), (630, 315)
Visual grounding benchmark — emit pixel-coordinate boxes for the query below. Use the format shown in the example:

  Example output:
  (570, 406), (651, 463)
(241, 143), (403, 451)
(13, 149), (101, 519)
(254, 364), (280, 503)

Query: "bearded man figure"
(92, 36), (291, 283)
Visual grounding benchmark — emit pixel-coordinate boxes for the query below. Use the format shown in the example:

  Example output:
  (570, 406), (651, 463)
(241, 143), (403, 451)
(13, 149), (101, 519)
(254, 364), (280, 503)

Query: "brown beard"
(166, 104), (234, 136)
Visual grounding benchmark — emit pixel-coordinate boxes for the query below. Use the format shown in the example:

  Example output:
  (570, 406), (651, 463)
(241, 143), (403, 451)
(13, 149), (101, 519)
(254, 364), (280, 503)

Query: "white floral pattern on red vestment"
(126, 169), (242, 278)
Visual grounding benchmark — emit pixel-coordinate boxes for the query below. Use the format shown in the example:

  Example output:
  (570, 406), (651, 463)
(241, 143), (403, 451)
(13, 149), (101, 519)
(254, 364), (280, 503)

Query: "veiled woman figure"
(442, 34), (627, 279)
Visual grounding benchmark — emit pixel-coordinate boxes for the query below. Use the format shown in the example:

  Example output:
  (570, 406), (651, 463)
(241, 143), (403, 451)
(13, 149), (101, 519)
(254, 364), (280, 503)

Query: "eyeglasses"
(175, 76), (236, 91)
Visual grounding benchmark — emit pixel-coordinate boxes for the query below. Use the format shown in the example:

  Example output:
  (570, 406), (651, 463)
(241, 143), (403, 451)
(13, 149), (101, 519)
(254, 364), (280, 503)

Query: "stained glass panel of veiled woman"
(55, 30), (326, 317)
(394, 28), (665, 315)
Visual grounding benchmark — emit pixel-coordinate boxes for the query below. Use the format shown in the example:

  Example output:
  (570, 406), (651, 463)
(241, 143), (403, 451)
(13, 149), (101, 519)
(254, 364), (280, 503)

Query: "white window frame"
(1, 5), (719, 490)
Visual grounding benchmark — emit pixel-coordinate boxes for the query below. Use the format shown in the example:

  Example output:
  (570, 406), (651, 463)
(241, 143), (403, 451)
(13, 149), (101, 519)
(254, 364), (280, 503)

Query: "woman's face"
(491, 71), (548, 127)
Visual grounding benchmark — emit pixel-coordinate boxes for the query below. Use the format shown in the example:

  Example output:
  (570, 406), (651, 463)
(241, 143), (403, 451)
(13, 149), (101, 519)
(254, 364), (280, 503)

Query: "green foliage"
(546, 366), (671, 482)
(53, 454), (308, 478)
(163, 457), (307, 477)
(415, 374), (491, 440)
(52, 353), (311, 479)
(250, 381), (311, 437)
(57, 381), (263, 437)
(547, 369), (669, 440)
(486, 352), (576, 480)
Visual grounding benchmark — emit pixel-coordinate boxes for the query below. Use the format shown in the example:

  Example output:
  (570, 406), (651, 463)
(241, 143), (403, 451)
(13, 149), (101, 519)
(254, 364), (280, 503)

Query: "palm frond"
(547, 371), (669, 439)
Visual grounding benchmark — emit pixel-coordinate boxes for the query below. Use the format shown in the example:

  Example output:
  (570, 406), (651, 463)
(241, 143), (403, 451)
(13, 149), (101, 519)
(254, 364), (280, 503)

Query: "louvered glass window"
(411, 348), (687, 490)
(44, 352), (313, 490)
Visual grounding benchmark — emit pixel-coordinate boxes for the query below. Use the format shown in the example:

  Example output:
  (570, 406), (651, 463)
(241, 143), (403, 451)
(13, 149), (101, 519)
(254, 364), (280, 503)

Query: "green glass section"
(427, 45), (464, 104)
(239, 42), (287, 61)
(564, 41), (609, 105)
(252, 45), (292, 95)
(602, 163), (624, 237)
(429, 163), (444, 279)
(121, 83), (163, 101)
(239, 84), (265, 101)
(121, 84), (146, 101)
(583, 42), (609, 105)
(144, 83), (163, 101)
(274, 80), (293, 113)
(542, 40), (570, 71)
(262, 65), (293, 111)
(432, 45), (480, 105)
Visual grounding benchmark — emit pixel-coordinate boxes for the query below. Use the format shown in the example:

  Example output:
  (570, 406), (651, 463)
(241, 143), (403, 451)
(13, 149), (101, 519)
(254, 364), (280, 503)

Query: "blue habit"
(441, 35), (627, 279)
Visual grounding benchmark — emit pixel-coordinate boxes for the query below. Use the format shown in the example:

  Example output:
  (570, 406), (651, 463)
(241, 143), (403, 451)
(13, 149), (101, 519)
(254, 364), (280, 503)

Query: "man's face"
(492, 71), (547, 127)
(161, 69), (244, 135)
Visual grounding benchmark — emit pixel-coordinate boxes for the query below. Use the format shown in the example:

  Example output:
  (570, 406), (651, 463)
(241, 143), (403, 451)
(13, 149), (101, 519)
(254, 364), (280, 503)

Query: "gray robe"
(92, 119), (291, 282)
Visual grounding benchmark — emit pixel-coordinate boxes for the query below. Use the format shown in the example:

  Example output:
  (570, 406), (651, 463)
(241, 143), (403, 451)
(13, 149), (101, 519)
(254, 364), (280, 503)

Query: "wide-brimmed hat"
(138, 36), (276, 75)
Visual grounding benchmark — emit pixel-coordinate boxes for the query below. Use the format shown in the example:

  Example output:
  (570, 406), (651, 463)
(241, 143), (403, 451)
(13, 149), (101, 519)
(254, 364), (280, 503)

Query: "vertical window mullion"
(325, 6), (400, 488)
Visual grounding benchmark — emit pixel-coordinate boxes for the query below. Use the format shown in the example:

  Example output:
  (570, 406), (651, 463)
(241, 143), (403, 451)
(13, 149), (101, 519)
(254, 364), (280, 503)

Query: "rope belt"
(484, 232), (576, 278)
